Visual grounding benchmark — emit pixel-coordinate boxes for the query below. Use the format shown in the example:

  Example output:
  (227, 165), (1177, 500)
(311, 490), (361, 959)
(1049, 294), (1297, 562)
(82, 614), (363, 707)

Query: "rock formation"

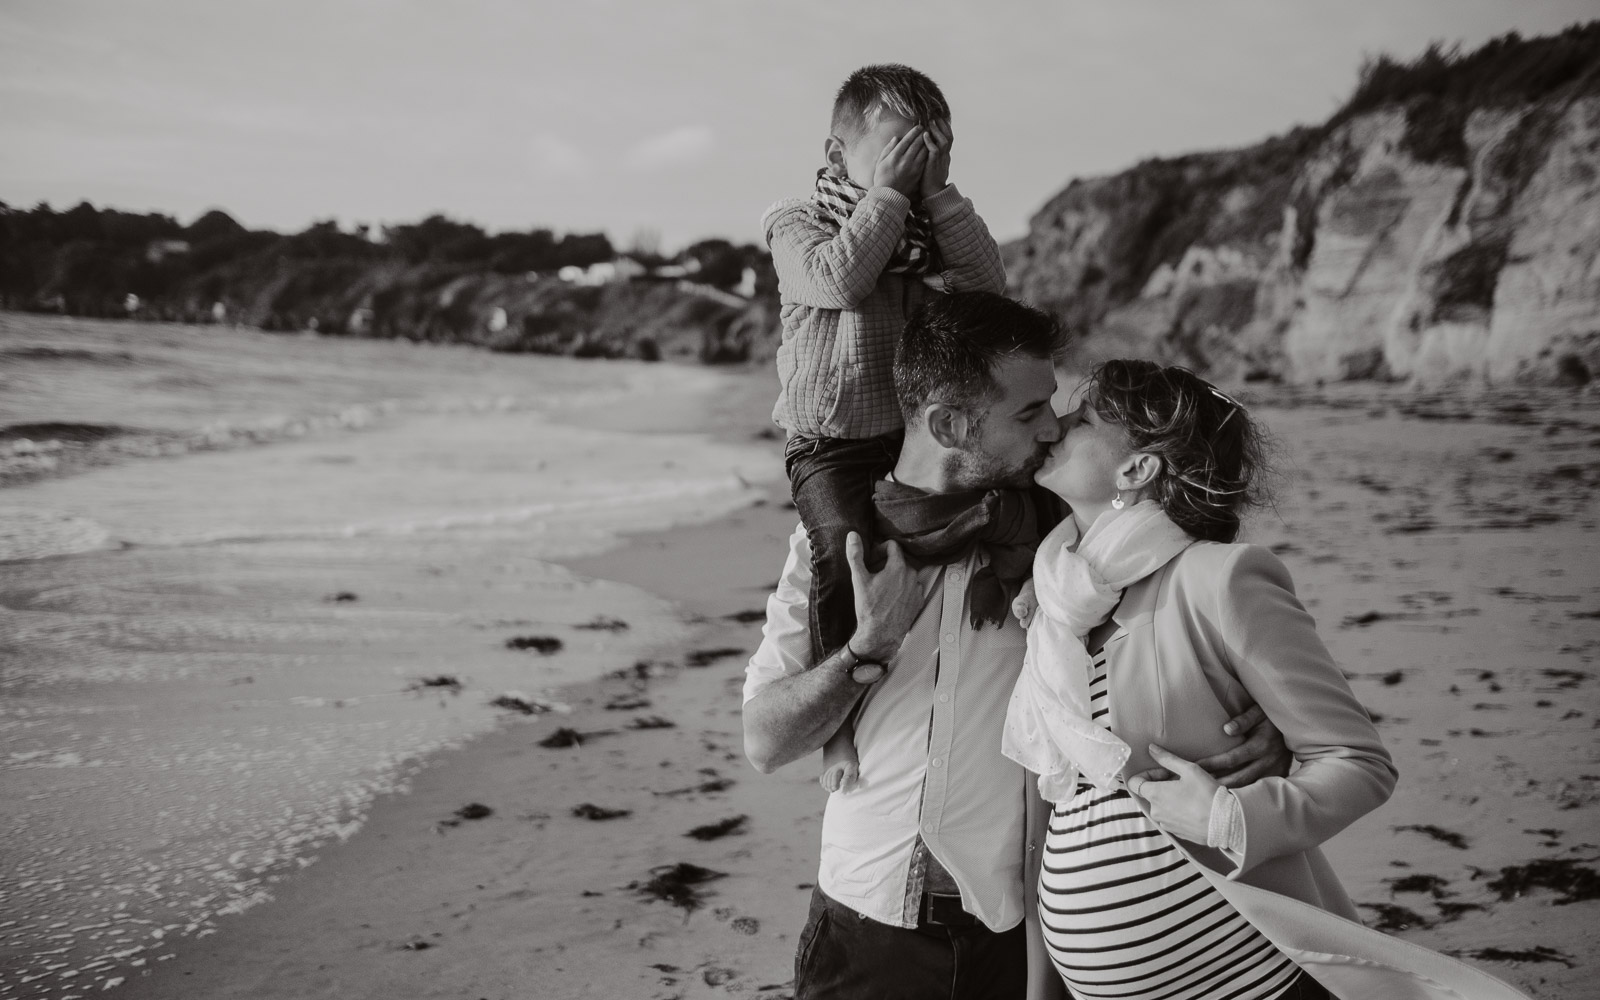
(1005, 25), (1600, 386)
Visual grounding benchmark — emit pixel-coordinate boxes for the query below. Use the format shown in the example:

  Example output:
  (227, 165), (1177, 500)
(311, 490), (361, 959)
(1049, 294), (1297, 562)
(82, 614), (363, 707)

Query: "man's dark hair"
(831, 64), (950, 144)
(894, 291), (1067, 425)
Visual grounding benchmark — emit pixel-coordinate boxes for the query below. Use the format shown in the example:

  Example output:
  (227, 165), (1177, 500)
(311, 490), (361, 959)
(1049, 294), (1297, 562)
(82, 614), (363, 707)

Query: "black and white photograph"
(2, 2), (1598, 998)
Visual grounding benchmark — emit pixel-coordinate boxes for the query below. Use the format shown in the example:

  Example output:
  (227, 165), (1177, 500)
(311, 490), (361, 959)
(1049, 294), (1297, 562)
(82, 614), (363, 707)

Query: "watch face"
(850, 663), (886, 685)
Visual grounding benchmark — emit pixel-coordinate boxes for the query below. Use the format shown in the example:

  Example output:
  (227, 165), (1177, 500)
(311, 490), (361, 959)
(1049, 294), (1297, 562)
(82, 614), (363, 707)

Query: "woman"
(1004, 361), (1526, 1000)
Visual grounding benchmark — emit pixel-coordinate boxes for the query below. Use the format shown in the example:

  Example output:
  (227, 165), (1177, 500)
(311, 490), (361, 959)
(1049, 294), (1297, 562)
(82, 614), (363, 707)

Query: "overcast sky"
(2, 0), (1594, 249)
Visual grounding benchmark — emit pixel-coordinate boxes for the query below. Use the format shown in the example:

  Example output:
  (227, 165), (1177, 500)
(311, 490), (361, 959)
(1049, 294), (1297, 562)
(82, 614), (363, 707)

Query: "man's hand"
(1128, 745), (1219, 844)
(1126, 706), (1291, 789)
(919, 119), (952, 199)
(846, 532), (923, 663)
(872, 126), (928, 198)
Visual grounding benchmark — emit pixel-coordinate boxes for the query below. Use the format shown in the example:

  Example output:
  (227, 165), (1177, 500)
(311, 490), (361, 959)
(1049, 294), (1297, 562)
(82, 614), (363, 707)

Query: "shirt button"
(924, 822), (935, 832)
(931, 758), (943, 768)
(943, 632), (956, 643)
(938, 694), (949, 703)
(949, 570), (963, 582)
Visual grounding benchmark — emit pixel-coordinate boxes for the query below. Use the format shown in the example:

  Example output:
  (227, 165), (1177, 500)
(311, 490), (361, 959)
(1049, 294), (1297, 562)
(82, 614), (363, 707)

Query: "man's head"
(894, 292), (1068, 491)
(825, 64), (950, 189)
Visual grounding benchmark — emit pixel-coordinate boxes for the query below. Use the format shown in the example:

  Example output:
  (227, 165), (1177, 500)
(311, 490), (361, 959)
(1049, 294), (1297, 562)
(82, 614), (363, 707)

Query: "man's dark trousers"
(793, 887), (1026, 1000)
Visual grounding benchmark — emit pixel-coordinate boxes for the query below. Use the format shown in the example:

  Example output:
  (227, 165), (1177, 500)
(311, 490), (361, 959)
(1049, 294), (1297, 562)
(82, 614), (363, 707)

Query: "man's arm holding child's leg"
(743, 533), (924, 773)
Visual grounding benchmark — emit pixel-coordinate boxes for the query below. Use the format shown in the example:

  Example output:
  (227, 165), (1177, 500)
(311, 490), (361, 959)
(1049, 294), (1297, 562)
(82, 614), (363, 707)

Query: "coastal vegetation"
(0, 202), (779, 363)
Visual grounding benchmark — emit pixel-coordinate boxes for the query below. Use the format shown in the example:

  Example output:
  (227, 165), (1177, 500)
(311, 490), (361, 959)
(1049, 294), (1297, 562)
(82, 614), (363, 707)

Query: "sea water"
(0, 315), (780, 997)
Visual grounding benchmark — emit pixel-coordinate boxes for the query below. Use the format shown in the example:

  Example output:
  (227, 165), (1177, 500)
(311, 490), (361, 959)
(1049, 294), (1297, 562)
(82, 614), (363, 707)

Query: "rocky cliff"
(1005, 24), (1600, 386)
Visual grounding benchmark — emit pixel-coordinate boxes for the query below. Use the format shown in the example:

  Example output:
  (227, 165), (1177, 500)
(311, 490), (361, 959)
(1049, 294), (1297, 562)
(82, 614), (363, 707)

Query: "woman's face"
(1034, 395), (1136, 508)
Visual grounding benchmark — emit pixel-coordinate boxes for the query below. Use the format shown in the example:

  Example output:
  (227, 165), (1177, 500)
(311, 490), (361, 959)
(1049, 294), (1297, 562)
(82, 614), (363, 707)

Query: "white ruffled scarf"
(1001, 500), (1193, 803)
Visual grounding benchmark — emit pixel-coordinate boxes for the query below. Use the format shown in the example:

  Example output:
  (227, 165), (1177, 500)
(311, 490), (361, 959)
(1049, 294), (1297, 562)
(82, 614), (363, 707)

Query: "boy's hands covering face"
(920, 119), (952, 199)
(872, 125), (928, 198)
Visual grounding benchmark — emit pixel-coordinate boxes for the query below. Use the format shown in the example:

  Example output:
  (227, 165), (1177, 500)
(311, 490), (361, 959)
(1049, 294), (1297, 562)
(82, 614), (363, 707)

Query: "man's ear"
(823, 136), (848, 177)
(1117, 452), (1163, 493)
(923, 403), (970, 449)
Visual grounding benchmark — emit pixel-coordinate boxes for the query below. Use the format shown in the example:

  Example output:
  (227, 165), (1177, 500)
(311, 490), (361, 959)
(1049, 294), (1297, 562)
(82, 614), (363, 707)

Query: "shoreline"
(112, 509), (819, 999)
(8, 332), (1596, 997)
(109, 395), (818, 999)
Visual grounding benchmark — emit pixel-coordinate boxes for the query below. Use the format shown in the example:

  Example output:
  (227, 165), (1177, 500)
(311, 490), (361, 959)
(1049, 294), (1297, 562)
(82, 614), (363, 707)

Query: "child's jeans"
(784, 430), (904, 663)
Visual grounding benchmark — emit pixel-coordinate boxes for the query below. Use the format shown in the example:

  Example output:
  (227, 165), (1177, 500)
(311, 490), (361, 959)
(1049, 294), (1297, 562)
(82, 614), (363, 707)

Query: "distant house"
(557, 257), (647, 286)
(145, 239), (191, 264)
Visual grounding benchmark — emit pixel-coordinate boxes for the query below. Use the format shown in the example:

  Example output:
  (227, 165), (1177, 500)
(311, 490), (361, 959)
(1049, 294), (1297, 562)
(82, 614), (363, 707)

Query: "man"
(743, 291), (1284, 1000)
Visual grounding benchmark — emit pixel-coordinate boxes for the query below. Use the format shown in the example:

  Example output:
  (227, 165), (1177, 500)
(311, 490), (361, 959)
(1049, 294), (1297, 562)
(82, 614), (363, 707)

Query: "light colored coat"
(1066, 540), (1526, 999)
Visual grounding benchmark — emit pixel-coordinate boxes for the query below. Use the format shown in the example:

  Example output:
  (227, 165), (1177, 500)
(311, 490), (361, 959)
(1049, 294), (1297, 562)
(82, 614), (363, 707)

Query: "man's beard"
(949, 441), (1051, 492)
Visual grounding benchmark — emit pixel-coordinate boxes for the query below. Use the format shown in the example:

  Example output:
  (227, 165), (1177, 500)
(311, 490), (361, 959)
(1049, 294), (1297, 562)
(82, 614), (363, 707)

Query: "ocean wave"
(0, 508), (112, 562)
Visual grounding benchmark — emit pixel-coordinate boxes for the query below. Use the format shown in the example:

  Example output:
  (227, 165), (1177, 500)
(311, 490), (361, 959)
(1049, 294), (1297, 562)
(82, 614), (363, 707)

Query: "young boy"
(759, 65), (1006, 792)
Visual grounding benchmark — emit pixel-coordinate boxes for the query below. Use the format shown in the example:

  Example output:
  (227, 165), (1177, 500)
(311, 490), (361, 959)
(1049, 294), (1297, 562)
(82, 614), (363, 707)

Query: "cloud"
(527, 133), (588, 176)
(625, 125), (714, 171)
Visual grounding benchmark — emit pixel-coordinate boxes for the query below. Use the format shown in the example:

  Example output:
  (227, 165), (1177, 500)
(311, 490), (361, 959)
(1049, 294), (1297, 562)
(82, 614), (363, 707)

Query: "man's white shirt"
(744, 524), (1030, 930)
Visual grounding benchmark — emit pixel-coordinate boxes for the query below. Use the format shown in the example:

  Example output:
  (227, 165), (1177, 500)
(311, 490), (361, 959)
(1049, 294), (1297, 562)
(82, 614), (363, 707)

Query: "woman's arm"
(1215, 545), (1398, 874)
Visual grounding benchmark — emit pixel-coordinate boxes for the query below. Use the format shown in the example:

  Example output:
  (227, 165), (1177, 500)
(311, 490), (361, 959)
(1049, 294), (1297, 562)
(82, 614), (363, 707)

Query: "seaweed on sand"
(1482, 857), (1600, 905)
(1393, 824), (1470, 849)
(537, 726), (615, 748)
(685, 647), (746, 668)
(1385, 873), (1451, 896)
(574, 616), (629, 632)
(1451, 946), (1573, 966)
(629, 715), (676, 730)
(686, 815), (749, 841)
(1358, 902), (1432, 931)
(572, 803), (631, 821)
(632, 862), (727, 911)
(505, 635), (563, 653)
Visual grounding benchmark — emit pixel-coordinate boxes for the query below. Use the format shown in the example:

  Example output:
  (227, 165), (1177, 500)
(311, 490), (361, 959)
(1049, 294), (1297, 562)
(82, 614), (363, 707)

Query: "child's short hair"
(831, 64), (950, 143)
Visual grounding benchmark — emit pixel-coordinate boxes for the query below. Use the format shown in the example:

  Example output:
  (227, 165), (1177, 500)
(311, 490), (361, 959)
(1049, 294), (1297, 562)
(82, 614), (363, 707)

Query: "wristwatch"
(838, 643), (887, 685)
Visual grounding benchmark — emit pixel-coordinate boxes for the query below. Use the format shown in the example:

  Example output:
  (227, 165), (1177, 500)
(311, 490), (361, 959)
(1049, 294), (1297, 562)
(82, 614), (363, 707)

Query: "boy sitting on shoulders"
(761, 64), (1007, 791)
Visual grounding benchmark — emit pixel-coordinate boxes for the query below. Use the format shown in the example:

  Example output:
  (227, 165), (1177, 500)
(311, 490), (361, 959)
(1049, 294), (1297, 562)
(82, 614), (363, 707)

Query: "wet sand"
(19, 358), (1600, 999)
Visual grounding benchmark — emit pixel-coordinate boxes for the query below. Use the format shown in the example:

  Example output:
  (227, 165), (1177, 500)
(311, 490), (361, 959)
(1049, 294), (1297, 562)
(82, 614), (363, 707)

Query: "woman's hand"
(1012, 578), (1038, 629)
(1128, 744), (1221, 844)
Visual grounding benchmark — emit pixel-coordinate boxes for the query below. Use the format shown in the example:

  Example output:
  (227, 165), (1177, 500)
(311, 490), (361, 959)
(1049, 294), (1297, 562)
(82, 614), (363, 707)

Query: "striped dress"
(1038, 649), (1302, 1000)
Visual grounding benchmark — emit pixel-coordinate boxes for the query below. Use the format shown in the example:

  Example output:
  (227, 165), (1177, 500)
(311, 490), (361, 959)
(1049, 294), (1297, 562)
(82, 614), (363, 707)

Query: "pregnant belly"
(1038, 785), (1299, 1000)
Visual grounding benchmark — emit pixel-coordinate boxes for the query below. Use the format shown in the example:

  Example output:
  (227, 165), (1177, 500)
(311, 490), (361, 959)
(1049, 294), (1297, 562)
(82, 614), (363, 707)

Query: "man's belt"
(918, 891), (979, 928)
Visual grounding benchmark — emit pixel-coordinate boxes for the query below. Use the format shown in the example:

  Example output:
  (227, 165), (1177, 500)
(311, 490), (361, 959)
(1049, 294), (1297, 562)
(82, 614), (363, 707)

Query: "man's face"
(950, 355), (1063, 491)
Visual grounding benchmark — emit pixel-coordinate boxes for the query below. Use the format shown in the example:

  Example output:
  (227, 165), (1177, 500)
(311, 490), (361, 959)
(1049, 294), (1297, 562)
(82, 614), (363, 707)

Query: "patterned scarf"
(813, 169), (934, 276)
(872, 479), (1064, 629)
(1001, 501), (1194, 803)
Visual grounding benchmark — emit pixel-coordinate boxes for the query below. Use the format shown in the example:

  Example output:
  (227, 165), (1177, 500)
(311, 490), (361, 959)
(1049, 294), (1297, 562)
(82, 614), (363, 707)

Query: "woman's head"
(1035, 360), (1268, 542)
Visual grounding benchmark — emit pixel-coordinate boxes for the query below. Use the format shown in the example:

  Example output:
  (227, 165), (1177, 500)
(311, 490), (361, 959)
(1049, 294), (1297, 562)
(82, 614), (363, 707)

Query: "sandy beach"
(4, 317), (1598, 1000)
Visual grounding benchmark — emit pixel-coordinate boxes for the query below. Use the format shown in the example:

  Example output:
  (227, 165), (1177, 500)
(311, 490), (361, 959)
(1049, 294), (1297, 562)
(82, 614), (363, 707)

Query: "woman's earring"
(1112, 491), (1125, 510)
